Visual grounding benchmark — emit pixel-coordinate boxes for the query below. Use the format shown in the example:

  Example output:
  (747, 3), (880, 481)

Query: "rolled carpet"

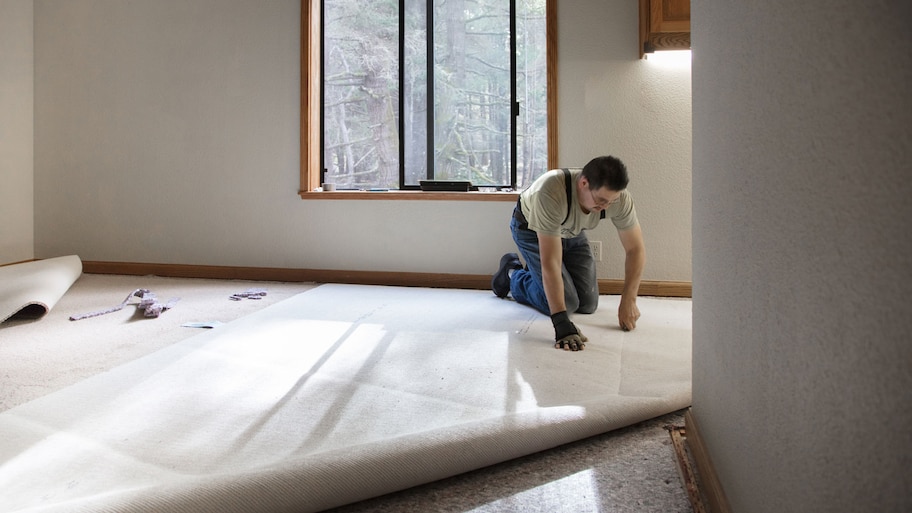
(0, 255), (83, 323)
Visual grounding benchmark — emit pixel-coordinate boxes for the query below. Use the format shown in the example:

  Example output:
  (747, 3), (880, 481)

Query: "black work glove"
(551, 311), (588, 351)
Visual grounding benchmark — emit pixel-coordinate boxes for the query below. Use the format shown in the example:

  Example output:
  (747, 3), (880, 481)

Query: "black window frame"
(319, 0), (521, 191)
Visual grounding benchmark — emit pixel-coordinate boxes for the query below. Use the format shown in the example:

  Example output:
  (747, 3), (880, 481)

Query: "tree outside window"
(321, 0), (547, 191)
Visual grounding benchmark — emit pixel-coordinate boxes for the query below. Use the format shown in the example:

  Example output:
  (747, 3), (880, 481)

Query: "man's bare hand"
(618, 298), (640, 331)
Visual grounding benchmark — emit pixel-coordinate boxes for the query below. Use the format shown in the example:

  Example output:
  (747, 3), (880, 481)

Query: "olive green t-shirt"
(519, 168), (638, 238)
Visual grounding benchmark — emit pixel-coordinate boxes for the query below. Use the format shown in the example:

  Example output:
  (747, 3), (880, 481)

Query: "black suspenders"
(562, 168), (607, 222)
(514, 168), (605, 231)
(561, 168), (572, 224)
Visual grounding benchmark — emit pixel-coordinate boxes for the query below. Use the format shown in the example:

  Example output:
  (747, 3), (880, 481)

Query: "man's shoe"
(492, 253), (522, 298)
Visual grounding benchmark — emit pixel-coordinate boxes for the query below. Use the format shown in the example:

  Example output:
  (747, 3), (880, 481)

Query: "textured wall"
(692, 0), (912, 511)
(32, 0), (692, 281)
(0, 0), (34, 264)
(559, 2), (692, 281)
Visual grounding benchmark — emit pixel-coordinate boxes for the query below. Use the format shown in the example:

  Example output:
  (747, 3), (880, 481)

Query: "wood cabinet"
(639, 0), (691, 58)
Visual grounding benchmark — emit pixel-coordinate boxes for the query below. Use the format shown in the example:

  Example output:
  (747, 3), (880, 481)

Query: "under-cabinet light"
(644, 49), (692, 67)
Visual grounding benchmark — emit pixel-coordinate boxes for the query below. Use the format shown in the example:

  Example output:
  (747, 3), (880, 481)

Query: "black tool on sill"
(419, 180), (472, 192)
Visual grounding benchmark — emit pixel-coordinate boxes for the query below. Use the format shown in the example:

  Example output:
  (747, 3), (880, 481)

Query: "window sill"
(298, 190), (519, 202)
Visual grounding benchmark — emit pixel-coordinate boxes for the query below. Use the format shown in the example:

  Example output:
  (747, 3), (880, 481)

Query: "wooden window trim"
(299, 0), (558, 201)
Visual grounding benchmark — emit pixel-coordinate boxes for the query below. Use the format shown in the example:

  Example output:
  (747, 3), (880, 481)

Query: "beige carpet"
(0, 273), (313, 412)
(0, 282), (691, 513)
(0, 255), (82, 323)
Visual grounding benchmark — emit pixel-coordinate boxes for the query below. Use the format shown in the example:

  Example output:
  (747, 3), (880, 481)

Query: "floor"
(1, 274), (695, 513)
(326, 409), (694, 513)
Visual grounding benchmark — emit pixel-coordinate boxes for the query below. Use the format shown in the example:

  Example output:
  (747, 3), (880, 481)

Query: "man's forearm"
(622, 247), (645, 300)
(542, 262), (566, 314)
(538, 234), (566, 314)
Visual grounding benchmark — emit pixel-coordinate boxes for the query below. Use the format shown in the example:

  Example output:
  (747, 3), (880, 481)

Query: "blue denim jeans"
(509, 216), (599, 316)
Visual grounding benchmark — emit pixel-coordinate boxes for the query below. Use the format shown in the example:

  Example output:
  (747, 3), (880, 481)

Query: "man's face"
(579, 177), (621, 213)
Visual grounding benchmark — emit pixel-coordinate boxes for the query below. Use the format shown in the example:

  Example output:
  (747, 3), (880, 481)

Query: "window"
(301, 0), (557, 196)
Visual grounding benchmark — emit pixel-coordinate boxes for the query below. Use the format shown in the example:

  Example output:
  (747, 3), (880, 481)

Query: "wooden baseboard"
(81, 261), (692, 298)
(0, 258), (38, 267)
(684, 409), (733, 513)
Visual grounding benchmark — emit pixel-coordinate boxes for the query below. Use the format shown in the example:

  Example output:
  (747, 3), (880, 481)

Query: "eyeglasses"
(588, 187), (620, 208)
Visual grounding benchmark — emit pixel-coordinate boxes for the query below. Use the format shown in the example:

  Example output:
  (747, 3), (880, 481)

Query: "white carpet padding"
(0, 284), (691, 513)
(0, 255), (82, 323)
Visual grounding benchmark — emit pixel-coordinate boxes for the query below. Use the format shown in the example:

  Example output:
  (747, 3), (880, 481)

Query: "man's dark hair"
(581, 155), (629, 191)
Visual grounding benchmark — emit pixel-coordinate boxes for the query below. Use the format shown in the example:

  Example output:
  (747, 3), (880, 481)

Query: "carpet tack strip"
(668, 425), (707, 513)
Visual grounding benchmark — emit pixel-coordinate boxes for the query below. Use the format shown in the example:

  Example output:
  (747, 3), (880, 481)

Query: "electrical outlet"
(589, 240), (603, 261)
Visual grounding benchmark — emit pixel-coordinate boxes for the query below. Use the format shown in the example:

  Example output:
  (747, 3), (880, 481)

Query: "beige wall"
(558, 1), (692, 282)
(0, 0), (34, 264)
(31, 0), (692, 281)
(692, 0), (912, 511)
